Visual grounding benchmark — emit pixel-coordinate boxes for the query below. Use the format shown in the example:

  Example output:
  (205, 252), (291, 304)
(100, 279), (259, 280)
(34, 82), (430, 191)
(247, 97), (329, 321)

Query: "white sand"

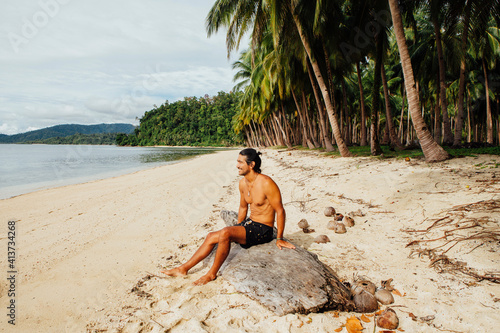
(1, 149), (499, 333)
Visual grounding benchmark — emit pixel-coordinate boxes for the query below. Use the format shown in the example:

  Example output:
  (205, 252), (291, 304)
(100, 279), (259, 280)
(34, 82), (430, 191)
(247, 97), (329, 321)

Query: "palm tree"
(207, 0), (352, 156)
(469, 14), (500, 144)
(388, 0), (450, 161)
(381, 65), (405, 149)
(453, 0), (473, 146)
(452, 0), (500, 146)
(286, 0), (352, 156)
(356, 61), (369, 146)
(370, 32), (384, 155)
(480, 24), (500, 144)
(429, 0), (455, 145)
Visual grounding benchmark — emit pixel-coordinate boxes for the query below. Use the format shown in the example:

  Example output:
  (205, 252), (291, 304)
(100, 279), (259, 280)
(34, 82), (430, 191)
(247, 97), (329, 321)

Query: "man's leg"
(193, 226), (246, 285)
(161, 226), (245, 279)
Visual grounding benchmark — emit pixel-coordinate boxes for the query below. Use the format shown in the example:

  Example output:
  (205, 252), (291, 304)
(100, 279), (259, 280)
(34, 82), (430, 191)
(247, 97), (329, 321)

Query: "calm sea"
(0, 144), (224, 199)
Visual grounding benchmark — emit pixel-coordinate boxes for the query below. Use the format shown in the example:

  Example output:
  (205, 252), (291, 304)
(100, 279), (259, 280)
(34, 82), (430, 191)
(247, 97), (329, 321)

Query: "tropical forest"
(122, 0), (500, 162)
(117, 91), (243, 146)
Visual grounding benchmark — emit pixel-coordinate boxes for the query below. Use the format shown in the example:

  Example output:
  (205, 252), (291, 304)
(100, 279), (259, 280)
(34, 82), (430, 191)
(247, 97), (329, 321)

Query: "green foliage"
(118, 91), (244, 147)
(0, 123), (134, 143)
(23, 133), (120, 145)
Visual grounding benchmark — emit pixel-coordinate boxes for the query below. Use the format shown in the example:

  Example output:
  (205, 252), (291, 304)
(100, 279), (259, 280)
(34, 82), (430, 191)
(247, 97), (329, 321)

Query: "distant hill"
(0, 123), (135, 143)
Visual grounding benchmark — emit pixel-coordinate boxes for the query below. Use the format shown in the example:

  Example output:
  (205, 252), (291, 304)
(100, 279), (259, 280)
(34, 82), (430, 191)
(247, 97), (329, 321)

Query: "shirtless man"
(161, 148), (295, 285)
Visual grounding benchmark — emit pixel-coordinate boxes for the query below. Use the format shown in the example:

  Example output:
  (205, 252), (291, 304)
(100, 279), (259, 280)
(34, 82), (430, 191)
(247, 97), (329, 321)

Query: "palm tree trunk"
(453, 0), (472, 146)
(273, 112), (292, 148)
(371, 34), (383, 155)
(388, 0), (449, 162)
(307, 60), (334, 151)
(467, 96), (472, 142)
(270, 116), (283, 146)
(433, 15), (453, 145)
(356, 62), (368, 146)
(244, 127), (251, 147)
(251, 121), (261, 147)
(261, 122), (272, 146)
(340, 79), (351, 145)
(399, 84), (405, 141)
(382, 66), (405, 150)
(483, 57), (494, 144)
(283, 106), (297, 145)
(302, 91), (320, 148)
(434, 71), (442, 143)
(291, 88), (315, 149)
(289, 4), (352, 157)
(249, 122), (257, 147)
(497, 98), (500, 144)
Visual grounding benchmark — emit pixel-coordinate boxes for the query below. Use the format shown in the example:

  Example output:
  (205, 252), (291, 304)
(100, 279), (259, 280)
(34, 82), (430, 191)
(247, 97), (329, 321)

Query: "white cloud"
(0, 0), (243, 134)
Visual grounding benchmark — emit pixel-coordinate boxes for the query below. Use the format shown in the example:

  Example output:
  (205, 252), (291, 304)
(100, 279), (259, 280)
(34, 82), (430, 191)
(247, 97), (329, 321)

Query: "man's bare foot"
(161, 266), (188, 277)
(193, 273), (216, 285)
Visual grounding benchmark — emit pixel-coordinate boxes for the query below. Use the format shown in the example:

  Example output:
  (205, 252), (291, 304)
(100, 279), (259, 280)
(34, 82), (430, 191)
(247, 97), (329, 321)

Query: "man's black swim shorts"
(237, 218), (274, 249)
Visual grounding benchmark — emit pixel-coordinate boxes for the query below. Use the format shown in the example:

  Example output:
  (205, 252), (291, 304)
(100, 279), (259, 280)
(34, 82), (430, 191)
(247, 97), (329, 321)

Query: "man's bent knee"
(206, 231), (220, 243)
(218, 227), (232, 242)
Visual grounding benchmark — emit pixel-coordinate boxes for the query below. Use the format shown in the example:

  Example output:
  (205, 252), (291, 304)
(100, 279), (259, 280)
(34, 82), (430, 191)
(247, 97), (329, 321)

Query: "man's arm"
(264, 178), (295, 250)
(238, 179), (248, 223)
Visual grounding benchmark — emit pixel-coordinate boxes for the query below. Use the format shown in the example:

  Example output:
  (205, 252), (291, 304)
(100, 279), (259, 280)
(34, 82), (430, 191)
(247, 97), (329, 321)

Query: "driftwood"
(212, 210), (354, 315)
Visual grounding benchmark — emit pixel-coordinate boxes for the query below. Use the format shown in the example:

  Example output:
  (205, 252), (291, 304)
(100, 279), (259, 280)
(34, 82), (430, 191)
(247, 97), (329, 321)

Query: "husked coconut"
(343, 216), (355, 227)
(377, 308), (399, 329)
(334, 222), (347, 234)
(381, 278), (395, 291)
(352, 280), (377, 295)
(353, 289), (378, 313)
(298, 219), (309, 229)
(375, 289), (394, 305)
(334, 213), (344, 221)
(314, 235), (330, 243)
(326, 220), (336, 230)
(324, 207), (336, 217)
(302, 227), (315, 233)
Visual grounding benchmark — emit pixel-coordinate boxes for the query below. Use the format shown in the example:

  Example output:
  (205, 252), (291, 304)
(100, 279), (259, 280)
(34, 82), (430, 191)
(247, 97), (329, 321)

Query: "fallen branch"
(405, 199), (500, 284)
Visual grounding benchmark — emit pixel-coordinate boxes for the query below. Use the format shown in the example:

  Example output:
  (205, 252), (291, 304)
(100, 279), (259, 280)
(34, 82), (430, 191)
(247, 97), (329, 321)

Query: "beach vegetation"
(206, 0), (500, 162)
(0, 123), (134, 144)
(116, 91), (244, 147)
(322, 144), (500, 159)
(22, 132), (120, 145)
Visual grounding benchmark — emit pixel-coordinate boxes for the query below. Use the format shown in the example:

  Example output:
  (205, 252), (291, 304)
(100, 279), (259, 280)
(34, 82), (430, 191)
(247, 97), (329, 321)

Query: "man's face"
(237, 154), (253, 176)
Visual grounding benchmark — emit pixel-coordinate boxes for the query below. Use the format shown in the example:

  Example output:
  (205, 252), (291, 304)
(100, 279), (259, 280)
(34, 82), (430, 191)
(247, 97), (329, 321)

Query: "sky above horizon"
(0, 0), (244, 135)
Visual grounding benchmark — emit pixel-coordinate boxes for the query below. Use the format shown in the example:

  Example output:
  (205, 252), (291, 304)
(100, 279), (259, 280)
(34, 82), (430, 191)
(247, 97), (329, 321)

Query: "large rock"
(216, 210), (354, 315)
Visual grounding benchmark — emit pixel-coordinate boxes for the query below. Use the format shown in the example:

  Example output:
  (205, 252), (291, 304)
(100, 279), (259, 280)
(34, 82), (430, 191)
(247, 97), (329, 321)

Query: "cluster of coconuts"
(298, 207), (357, 243)
(350, 279), (399, 330)
(298, 219), (315, 233)
(297, 219), (331, 243)
(325, 206), (354, 234)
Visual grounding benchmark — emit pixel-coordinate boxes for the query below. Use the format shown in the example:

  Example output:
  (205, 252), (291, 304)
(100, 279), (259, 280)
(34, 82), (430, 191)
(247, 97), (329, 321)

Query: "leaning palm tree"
(206, 0), (352, 157)
(388, 0), (450, 162)
(286, 0), (352, 156)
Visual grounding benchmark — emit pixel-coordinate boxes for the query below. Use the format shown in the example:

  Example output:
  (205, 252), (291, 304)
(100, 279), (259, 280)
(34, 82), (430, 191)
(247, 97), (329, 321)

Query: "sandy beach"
(1, 149), (499, 332)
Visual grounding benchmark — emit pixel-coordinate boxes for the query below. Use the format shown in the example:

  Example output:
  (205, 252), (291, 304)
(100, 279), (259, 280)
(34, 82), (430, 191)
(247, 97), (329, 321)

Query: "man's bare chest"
(245, 193), (268, 207)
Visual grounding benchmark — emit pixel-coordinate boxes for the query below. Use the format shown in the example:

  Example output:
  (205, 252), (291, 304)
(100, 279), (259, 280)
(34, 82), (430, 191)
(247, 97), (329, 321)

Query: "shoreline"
(1, 149), (498, 332)
(0, 145), (236, 200)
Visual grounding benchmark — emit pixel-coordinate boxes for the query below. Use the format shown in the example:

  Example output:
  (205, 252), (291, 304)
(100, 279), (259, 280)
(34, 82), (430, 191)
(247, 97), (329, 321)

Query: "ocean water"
(0, 144), (224, 199)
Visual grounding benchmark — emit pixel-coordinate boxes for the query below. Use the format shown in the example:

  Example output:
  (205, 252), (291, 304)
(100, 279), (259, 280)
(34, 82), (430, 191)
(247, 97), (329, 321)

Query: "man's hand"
(276, 239), (296, 250)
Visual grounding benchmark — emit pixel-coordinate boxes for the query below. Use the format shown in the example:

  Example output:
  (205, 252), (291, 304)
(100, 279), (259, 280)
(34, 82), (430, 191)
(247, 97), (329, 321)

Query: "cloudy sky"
(0, 0), (244, 135)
